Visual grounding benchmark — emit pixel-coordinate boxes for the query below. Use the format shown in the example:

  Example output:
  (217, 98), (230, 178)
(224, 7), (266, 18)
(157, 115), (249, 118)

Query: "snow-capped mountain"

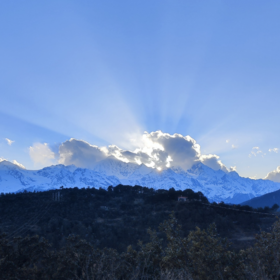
(0, 160), (121, 193)
(0, 159), (280, 204)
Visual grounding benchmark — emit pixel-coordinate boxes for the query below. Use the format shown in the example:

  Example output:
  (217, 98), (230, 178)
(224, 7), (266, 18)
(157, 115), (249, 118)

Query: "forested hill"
(0, 185), (278, 253)
(242, 188), (280, 209)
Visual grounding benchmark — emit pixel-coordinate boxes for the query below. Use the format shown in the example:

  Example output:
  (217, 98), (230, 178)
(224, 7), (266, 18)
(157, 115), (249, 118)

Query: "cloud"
(29, 143), (56, 167)
(225, 140), (237, 150)
(200, 154), (228, 172)
(229, 166), (237, 172)
(31, 131), (230, 172)
(249, 146), (264, 157)
(5, 138), (14, 145)
(269, 148), (279, 153)
(105, 144), (157, 167)
(139, 131), (201, 169)
(112, 131), (202, 169)
(58, 132), (202, 170)
(58, 139), (108, 168)
(264, 166), (280, 182)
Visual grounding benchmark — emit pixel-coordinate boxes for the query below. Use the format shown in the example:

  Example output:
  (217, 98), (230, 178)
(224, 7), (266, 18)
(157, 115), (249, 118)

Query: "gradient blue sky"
(0, 1), (279, 179)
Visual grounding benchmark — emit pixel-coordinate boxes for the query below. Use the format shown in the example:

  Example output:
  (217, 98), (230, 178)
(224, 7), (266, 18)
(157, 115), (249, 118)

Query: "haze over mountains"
(1, 158), (280, 204)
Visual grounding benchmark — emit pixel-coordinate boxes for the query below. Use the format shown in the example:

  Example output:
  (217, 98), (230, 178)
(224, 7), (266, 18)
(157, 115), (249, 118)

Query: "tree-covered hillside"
(0, 185), (280, 279)
(242, 188), (280, 209)
(0, 185), (277, 252)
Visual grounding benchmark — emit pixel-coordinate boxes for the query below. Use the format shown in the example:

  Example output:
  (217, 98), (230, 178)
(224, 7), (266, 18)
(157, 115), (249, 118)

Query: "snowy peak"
(0, 159), (280, 204)
(187, 162), (226, 179)
(227, 171), (240, 179)
(188, 162), (213, 175)
(170, 166), (185, 174)
(0, 160), (24, 170)
(93, 157), (140, 179)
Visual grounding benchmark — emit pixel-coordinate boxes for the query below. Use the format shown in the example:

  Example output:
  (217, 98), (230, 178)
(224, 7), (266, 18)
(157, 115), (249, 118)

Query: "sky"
(0, 1), (279, 180)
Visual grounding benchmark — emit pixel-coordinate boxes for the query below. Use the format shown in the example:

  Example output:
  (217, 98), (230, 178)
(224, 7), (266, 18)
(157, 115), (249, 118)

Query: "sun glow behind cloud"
(0, 3), (257, 169)
(28, 131), (234, 174)
(1, 1), (280, 181)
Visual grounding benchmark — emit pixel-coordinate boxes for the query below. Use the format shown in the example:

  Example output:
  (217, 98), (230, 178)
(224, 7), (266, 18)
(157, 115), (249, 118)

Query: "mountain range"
(0, 157), (280, 204)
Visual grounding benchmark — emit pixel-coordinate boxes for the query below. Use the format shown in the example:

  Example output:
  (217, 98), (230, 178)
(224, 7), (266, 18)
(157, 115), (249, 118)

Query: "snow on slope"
(0, 160), (121, 193)
(93, 156), (141, 179)
(0, 159), (280, 204)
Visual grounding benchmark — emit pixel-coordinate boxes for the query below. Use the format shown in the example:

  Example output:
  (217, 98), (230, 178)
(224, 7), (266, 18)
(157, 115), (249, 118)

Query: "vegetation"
(1, 213), (280, 279)
(0, 185), (279, 279)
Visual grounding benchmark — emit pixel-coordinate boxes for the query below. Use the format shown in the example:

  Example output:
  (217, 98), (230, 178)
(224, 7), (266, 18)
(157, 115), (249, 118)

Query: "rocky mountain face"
(0, 159), (279, 204)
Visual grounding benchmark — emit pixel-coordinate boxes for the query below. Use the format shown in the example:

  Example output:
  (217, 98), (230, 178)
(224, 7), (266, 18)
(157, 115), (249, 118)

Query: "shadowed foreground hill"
(0, 185), (278, 252)
(0, 185), (279, 279)
(1, 212), (280, 279)
(242, 188), (280, 209)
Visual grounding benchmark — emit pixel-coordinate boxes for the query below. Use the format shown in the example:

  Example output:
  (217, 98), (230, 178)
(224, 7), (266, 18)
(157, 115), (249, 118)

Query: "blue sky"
(0, 1), (279, 179)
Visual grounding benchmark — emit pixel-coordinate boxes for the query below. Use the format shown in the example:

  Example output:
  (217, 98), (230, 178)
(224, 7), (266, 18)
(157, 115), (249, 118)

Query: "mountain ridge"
(241, 188), (280, 208)
(0, 159), (279, 204)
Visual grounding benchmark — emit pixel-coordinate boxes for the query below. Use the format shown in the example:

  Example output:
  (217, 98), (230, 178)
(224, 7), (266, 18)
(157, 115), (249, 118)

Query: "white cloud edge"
(29, 131), (232, 173)
(29, 142), (56, 167)
(249, 146), (264, 157)
(5, 138), (15, 145)
(264, 166), (280, 183)
(269, 148), (279, 153)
